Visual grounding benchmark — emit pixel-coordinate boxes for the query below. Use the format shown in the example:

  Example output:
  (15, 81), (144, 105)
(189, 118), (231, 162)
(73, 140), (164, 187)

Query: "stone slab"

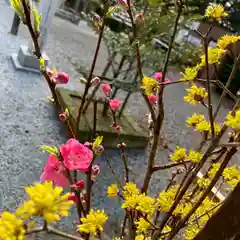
(56, 86), (149, 148)
(11, 45), (49, 73)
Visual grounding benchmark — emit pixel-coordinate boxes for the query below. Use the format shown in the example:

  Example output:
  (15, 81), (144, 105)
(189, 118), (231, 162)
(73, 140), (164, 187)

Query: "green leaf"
(40, 145), (59, 156)
(93, 136), (103, 149)
(39, 57), (45, 71)
(65, 108), (69, 117)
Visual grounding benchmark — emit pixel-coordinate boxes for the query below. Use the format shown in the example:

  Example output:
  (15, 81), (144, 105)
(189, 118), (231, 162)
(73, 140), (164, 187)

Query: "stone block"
(56, 86), (149, 148)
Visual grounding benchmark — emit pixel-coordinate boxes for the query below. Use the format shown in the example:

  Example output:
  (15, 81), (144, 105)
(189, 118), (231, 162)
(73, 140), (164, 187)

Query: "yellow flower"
(16, 200), (36, 220)
(141, 76), (159, 96)
(188, 150), (203, 163)
(78, 209), (108, 235)
(197, 177), (211, 188)
(184, 84), (208, 105)
(200, 48), (225, 66)
(135, 235), (151, 240)
(217, 35), (240, 49)
(122, 182), (140, 199)
(208, 163), (221, 179)
(25, 181), (73, 223)
(135, 194), (156, 215)
(122, 195), (140, 209)
(136, 217), (150, 232)
(186, 113), (205, 127)
(205, 4), (228, 21)
(157, 185), (179, 212)
(107, 184), (119, 197)
(184, 224), (200, 240)
(222, 165), (240, 188)
(174, 202), (192, 216)
(225, 110), (240, 131)
(180, 66), (200, 81)
(171, 146), (187, 162)
(195, 120), (221, 134)
(160, 225), (172, 238)
(0, 212), (25, 240)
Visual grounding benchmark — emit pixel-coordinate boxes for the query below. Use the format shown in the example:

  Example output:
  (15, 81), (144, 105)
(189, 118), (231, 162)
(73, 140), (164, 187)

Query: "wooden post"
(10, 13), (21, 35)
(194, 183), (240, 240)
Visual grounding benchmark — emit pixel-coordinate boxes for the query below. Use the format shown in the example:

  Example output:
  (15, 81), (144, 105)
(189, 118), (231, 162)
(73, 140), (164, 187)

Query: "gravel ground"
(1, 1), (240, 238)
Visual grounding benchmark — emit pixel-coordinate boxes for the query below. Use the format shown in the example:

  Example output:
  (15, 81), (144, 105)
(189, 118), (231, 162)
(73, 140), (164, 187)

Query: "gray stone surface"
(1, 0), (240, 239)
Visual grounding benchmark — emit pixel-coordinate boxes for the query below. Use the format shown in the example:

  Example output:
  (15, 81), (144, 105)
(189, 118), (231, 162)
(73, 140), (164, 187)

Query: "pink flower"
(109, 99), (121, 111)
(101, 83), (112, 96)
(134, 13), (144, 24)
(76, 180), (85, 190)
(115, 125), (121, 132)
(55, 72), (69, 84)
(60, 138), (93, 171)
(68, 192), (79, 203)
(154, 72), (163, 80)
(59, 112), (67, 121)
(40, 155), (69, 187)
(148, 95), (157, 103)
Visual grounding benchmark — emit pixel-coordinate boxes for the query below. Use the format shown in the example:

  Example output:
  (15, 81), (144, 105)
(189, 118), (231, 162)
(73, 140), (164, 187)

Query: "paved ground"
(1, 0), (240, 238)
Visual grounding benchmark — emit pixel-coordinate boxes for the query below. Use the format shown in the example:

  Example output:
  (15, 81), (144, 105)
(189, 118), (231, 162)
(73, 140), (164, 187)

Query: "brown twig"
(213, 53), (240, 120)
(152, 161), (191, 172)
(141, 1), (184, 194)
(75, 6), (108, 137)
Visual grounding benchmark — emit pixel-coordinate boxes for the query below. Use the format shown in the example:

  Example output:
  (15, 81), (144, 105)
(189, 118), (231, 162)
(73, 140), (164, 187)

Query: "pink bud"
(148, 95), (157, 103)
(68, 193), (79, 203)
(59, 112), (67, 121)
(76, 180), (85, 190)
(154, 72), (163, 80)
(112, 122), (117, 127)
(162, 78), (170, 85)
(91, 165), (100, 181)
(55, 72), (69, 84)
(101, 83), (112, 96)
(134, 13), (144, 24)
(115, 125), (121, 132)
(94, 145), (104, 156)
(91, 77), (101, 85)
(109, 99), (121, 111)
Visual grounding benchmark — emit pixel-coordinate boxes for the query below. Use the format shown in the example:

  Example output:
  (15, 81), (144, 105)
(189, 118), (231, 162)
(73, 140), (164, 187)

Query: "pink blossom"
(40, 155), (69, 187)
(55, 72), (69, 84)
(109, 99), (121, 111)
(60, 138), (93, 171)
(117, 0), (128, 9)
(101, 83), (112, 96)
(115, 125), (121, 132)
(148, 95), (157, 103)
(68, 192), (79, 203)
(76, 180), (85, 190)
(91, 77), (101, 85)
(59, 112), (67, 121)
(134, 13), (144, 24)
(154, 72), (163, 80)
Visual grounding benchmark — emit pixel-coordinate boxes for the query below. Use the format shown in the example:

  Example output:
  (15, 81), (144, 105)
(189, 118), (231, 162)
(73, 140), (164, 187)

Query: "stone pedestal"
(11, 45), (49, 73)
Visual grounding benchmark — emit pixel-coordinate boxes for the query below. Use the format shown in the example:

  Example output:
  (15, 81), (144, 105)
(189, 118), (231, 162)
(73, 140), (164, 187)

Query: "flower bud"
(92, 14), (103, 29)
(117, 0), (128, 10)
(134, 13), (144, 25)
(115, 125), (121, 132)
(91, 165), (100, 181)
(148, 95), (157, 103)
(101, 83), (112, 96)
(91, 76), (101, 86)
(59, 112), (67, 121)
(68, 192), (79, 203)
(80, 77), (88, 84)
(76, 180), (85, 190)
(55, 72), (69, 84)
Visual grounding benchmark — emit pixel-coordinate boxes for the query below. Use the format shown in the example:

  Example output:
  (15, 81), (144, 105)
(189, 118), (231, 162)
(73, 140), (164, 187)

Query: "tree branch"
(152, 161), (191, 172)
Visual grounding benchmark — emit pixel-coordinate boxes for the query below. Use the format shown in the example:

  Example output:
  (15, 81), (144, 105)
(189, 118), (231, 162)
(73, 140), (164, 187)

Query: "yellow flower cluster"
(205, 4), (228, 21)
(135, 235), (151, 240)
(24, 181), (73, 223)
(197, 177), (211, 188)
(208, 163), (221, 179)
(195, 120), (221, 134)
(186, 113), (205, 127)
(107, 184), (119, 197)
(121, 182), (156, 217)
(78, 209), (108, 235)
(141, 76), (159, 96)
(171, 147), (203, 163)
(225, 110), (240, 131)
(217, 35), (240, 50)
(0, 212), (25, 240)
(223, 165), (240, 188)
(180, 65), (200, 82)
(171, 146), (187, 162)
(200, 48), (226, 66)
(184, 84), (208, 105)
(136, 217), (150, 232)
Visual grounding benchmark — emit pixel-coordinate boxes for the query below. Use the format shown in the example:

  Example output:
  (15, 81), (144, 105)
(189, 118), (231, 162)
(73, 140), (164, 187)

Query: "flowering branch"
(141, 0), (184, 194)
(75, 4), (108, 137)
